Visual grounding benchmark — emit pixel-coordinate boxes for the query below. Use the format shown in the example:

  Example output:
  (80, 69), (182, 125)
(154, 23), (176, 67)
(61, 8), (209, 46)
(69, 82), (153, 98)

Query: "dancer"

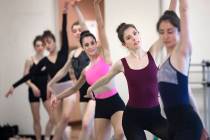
(5, 2), (75, 140)
(157, 0), (209, 139)
(50, 0), (125, 140)
(47, 1), (95, 140)
(84, 1), (184, 140)
(5, 35), (54, 140)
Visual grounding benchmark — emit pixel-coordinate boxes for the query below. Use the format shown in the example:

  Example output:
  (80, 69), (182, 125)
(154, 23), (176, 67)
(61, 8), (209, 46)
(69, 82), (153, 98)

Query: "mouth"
(134, 41), (140, 46)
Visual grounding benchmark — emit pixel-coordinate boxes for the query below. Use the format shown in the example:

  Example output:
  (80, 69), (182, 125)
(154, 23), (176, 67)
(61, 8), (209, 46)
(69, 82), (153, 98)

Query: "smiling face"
(158, 20), (179, 49)
(123, 27), (141, 50)
(82, 36), (98, 56)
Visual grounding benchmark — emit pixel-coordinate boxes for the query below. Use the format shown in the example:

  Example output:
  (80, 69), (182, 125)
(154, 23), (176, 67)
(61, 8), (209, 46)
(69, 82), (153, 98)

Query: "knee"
(48, 115), (56, 125)
(60, 114), (70, 124)
(33, 116), (41, 124)
(81, 121), (90, 131)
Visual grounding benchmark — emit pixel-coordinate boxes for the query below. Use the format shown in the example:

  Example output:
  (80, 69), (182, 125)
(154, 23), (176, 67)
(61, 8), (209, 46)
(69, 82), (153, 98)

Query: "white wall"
(0, 0), (56, 134)
(1, 0), (210, 137)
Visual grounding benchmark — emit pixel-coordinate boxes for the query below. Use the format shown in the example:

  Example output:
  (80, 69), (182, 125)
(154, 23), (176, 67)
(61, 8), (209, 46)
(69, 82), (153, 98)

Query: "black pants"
(122, 106), (169, 140)
(165, 105), (204, 140)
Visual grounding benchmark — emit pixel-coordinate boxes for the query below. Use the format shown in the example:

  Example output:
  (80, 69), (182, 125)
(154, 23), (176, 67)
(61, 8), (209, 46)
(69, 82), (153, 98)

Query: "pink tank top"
(85, 56), (117, 99)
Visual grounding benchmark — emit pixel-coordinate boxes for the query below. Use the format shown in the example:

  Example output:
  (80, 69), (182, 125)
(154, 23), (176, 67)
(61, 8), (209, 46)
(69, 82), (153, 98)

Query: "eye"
(91, 41), (95, 45)
(72, 29), (76, 33)
(168, 29), (175, 34)
(84, 43), (89, 47)
(133, 31), (137, 36)
(126, 36), (131, 40)
(159, 30), (164, 35)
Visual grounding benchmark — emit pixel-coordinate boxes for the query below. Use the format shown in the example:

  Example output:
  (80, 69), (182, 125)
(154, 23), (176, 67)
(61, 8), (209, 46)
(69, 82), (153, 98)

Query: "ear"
(122, 42), (127, 48)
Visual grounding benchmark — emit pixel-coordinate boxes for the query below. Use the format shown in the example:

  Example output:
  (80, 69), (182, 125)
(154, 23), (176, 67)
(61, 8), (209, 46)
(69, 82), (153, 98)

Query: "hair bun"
(116, 22), (126, 33)
(164, 10), (178, 18)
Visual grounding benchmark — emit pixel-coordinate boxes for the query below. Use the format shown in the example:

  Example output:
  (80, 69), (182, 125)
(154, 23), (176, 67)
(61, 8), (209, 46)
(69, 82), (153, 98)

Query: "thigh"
(111, 111), (124, 135)
(30, 102), (40, 121)
(148, 115), (169, 140)
(62, 94), (76, 117)
(95, 118), (112, 140)
(81, 100), (95, 124)
(122, 110), (146, 140)
(28, 88), (40, 103)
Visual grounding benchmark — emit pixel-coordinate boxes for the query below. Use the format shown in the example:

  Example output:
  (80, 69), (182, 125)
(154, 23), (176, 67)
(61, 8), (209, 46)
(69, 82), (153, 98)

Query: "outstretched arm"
(94, 0), (111, 64)
(56, 70), (86, 100)
(48, 52), (74, 87)
(87, 60), (123, 97)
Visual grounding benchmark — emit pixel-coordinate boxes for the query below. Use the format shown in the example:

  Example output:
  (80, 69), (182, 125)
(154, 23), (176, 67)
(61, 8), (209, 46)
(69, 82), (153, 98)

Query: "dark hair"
(156, 10), (180, 32)
(33, 35), (43, 47)
(116, 22), (137, 44)
(71, 21), (80, 31)
(42, 30), (56, 42)
(79, 30), (97, 47)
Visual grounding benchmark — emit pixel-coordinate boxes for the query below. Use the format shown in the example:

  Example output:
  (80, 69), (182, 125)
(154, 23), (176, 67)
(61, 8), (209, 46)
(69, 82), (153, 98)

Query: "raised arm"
(94, 0), (111, 64)
(177, 0), (191, 56)
(59, 2), (70, 56)
(72, 1), (88, 31)
(169, 0), (178, 11)
(149, 0), (178, 63)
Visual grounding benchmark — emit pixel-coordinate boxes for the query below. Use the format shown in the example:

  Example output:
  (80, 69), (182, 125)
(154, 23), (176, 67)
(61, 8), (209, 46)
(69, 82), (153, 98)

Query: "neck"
(166, 47), (174, 57)
(35, 53), (44, 59)
(129, 48), (145, 59)
(89, 53), (100, 64)
(49, 49), (57, 56)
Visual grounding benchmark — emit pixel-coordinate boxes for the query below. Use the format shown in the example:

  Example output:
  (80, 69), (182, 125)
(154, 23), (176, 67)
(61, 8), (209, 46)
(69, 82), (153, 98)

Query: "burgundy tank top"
(121, 52), (159, 108)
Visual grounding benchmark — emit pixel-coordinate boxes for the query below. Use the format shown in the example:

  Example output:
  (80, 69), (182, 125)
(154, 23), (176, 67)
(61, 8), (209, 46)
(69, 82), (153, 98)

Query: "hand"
(47, 85), (54, 99)
(50, 94), (60, 110)
(70, 0), (81, 6)
(31, 86), (40, 97)
(5, 86), (14, 98)
(85, 87), (95, 100)
(94, 0), (103, 4)
(63, 1), (70, 13)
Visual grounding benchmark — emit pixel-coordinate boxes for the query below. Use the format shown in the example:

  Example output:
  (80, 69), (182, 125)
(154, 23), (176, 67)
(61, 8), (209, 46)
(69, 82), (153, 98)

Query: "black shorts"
(95, 93), (125, 119)
(28, 87), (47, 103)
(79, 82), (91, 102)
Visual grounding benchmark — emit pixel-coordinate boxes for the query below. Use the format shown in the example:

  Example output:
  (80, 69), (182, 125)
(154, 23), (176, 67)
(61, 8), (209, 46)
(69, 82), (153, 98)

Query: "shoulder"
(25, 57), (33, 65)
(112, 59), (124, 72)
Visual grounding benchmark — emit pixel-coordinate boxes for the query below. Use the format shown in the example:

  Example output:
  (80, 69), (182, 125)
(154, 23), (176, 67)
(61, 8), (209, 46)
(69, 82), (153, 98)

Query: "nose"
(163, 33), (168, 40)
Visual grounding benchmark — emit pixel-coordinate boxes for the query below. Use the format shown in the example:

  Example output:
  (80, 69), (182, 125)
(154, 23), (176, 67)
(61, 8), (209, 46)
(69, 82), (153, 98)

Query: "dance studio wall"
(0, 0), (210, 137)
(0, 0), (57, 135)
